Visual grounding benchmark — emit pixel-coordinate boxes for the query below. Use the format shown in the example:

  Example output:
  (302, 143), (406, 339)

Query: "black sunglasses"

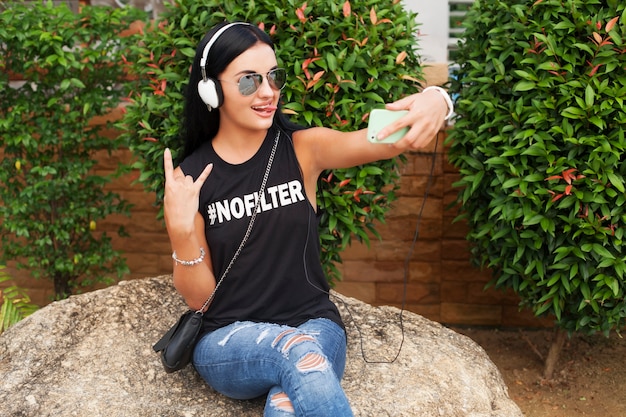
(221, 68), (287, 96)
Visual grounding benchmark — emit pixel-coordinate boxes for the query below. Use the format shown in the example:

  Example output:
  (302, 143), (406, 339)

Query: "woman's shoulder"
(276, 115), (308, 138)
(179, 141), (214, 179)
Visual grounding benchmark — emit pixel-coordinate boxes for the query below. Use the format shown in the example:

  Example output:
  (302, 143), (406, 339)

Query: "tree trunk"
(543, 327), (567, 380)
(53, 274), (72, 300)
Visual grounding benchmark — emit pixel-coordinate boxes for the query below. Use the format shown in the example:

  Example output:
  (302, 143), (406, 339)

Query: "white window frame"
(405, 0), (473, 63)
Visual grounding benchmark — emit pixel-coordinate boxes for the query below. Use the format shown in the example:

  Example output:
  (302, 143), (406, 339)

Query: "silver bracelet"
(172, 247), (205, 266)
(423, 86), (454, 121)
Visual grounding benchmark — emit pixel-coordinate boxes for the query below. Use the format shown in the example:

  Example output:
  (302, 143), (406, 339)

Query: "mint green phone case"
(367, 109), (409, 143)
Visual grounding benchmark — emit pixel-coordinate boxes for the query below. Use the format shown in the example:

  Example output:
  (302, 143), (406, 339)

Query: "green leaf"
(585, 84), (595, 108)
(607, 172), (625, 193)
(591, 244), (615, 260)
(524, 214), (543, 226)
(513, 80), (536, 92)
(561, 107), (586, 118)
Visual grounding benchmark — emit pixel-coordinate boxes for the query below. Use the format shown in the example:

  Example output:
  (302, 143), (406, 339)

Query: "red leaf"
(562, 168), (577, 184)
(395, 51), (407, 65)
(302, 57), (321, 80)
(589, 64), (601, 77)
(370, 7), (377, 25)
(551, 193), (564, 202)
(342, 1), (351, 18)
(306, 78), (321, 89)
(593, 32), (602, 45)
(606, 16), (619, 32)
(296, 4), (307, 23)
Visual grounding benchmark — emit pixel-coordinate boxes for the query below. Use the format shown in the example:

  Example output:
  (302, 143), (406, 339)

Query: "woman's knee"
(267, 390), (296, 416)
(296, 319), (348, 378)
(272, 329), (331, 372)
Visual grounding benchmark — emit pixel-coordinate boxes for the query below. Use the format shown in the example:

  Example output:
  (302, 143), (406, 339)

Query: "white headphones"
(197, 22), (251, 110)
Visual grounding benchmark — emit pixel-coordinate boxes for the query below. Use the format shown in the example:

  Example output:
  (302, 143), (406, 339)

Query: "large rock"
(0, 276), (523, 417)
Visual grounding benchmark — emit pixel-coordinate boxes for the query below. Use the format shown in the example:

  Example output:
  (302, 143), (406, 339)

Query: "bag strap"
(195, 130), (280, 314)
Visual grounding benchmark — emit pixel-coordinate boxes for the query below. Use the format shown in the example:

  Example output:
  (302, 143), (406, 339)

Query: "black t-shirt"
(179, 124), (343, 334)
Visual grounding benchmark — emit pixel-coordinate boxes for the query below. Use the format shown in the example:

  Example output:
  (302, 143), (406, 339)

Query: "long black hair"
(181, 22), (301, 159)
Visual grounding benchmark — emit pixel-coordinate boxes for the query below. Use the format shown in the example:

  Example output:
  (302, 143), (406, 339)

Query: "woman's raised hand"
(163, 148), (213, 235)
(383, 89), (449, 150)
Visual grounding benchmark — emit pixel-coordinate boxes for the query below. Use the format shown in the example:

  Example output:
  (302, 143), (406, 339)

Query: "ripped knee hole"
(271, 392), (295, 413)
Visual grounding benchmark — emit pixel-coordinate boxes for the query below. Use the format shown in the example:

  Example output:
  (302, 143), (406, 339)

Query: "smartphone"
(367, 109), (409, 144)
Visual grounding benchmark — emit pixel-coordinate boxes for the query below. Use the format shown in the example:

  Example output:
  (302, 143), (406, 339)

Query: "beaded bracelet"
(423, 86), (454, 121)
(172, 247), (205, 266)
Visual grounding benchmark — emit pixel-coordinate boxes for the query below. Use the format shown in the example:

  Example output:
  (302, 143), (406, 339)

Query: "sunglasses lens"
(237, 69), (286, 95)
(269, 69), (286, 90)
(238, 74), (263, 96)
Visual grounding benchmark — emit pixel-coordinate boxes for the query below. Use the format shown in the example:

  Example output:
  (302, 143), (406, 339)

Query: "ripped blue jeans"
(192, 318), (353, 417)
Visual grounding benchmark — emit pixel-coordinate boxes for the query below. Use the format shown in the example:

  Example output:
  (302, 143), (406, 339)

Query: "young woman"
(163, 22), (451, 417)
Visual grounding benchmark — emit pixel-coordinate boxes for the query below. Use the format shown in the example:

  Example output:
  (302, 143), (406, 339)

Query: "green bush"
(0, 2), (148, 299)
(448, 0), (626, 336)
(120, 0), (423, 284)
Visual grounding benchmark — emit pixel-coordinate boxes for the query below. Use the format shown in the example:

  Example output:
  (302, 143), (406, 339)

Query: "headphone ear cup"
(197, 78), (224, 109)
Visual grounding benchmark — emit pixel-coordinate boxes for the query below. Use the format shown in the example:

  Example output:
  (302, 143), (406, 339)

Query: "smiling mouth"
(252, 104), (277, 114)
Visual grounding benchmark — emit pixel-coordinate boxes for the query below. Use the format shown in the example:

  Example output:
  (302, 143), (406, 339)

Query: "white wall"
(404, 0), (449, 63)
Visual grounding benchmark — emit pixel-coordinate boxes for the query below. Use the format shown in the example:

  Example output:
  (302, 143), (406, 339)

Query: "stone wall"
(2, 104), (551, 328)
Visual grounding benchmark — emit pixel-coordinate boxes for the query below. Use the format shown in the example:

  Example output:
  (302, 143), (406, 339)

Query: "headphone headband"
(199, 22), (250, 80)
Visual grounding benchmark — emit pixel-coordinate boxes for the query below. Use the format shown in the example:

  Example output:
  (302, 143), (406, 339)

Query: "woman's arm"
(296, 88), (450, 176)
(169, 212), (216, 311)
(163, 149), (216, 311)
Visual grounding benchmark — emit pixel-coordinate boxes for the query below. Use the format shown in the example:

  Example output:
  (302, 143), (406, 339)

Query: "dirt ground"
(451, 327), (626, 417)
